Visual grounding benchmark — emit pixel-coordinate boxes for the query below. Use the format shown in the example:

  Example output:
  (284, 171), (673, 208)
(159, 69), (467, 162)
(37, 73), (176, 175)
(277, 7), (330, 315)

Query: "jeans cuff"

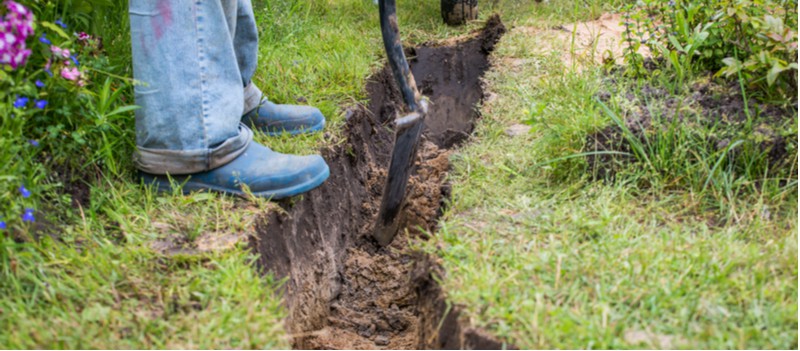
(243, 82), (263, 115)
(134, 124), (253, 175)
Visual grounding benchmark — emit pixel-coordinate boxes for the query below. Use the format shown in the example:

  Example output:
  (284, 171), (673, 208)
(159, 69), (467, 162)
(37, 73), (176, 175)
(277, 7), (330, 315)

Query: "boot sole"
(142, 165), (330, 200)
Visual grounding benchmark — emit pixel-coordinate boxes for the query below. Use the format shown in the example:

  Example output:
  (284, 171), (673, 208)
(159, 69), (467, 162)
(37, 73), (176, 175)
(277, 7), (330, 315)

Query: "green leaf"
(668, 35), (685, 52)
(106, 105), (140, 117)
(40, 22), (70, 39)
(766, 63), (787, 86)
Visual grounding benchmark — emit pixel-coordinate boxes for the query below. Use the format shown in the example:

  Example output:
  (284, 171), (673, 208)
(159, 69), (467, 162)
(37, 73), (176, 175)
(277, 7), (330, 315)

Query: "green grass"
(3, 0), (795, 348)
(0, 0), (499, 348)
(424, 4), (798, 348)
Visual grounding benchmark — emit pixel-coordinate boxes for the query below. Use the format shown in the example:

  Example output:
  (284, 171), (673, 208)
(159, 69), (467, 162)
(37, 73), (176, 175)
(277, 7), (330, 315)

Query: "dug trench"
(250, 16), (508, 350)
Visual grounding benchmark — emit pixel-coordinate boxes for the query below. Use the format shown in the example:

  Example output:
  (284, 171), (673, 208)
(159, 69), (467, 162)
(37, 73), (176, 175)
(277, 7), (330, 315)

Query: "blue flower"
(19, 185), (31, 198)
(70, 55), (79, 66)
(21, 208), (35, 223)
(44, 68), (53, 77)
(34, 99), (47, 109)
(39, 33), (51, 45)
(0, 220), (5, 230)
(29, 140), (39, 146)
(55, 19), (67, 29)
(13, 96), (28, 108)
(35, 80), (44, 88)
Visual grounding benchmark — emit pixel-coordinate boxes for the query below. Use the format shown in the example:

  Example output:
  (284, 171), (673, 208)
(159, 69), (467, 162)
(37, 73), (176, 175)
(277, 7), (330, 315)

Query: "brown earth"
(250, 15), (512, 350)
(510, 13), (651, 69)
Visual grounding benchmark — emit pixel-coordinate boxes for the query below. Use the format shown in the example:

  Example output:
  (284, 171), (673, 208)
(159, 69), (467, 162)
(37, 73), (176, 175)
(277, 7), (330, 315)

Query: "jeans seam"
(195, 0), (211, 169)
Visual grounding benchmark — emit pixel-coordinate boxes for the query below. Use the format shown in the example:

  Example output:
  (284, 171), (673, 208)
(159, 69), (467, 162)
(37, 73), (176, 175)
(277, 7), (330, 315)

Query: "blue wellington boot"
(242, 100), (326, 136)
(141, 142), (329, 199)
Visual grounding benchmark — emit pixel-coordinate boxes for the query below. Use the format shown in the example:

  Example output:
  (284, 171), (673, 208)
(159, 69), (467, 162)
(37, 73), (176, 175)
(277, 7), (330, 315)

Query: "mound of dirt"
(250, 16), (509, 350)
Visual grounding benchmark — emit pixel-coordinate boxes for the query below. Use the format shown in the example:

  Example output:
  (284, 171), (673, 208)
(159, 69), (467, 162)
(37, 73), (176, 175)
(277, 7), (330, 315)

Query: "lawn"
(424, 1), (798, 349)
(0, 0), (796, 349)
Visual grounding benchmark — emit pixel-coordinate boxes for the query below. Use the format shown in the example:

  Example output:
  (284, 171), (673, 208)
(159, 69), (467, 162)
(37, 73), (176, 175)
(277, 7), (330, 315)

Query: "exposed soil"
(46, 160), (94, 210)
(250, 16), (509, 350)
(587, 76), (798, 179)
(510, 13), (651, 69)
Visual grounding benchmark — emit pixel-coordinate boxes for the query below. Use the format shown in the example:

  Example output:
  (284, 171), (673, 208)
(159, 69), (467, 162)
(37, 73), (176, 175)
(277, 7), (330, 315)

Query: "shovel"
(373, 0), (429, 246)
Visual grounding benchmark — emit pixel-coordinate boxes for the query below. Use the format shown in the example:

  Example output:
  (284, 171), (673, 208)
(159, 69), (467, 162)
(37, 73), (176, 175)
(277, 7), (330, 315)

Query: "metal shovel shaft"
(373, 0), (427, 246)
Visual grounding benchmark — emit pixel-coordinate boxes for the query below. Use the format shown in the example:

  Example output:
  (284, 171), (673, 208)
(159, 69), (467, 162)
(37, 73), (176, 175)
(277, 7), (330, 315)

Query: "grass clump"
(426, 0), (797, 348)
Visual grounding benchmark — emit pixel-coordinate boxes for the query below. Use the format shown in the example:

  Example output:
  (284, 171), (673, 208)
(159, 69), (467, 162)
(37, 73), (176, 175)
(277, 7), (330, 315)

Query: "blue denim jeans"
(129, 0), (264, 174)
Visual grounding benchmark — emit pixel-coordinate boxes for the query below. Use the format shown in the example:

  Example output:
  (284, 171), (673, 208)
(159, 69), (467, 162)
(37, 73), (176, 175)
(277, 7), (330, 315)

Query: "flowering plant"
(0, 0), (132, 232)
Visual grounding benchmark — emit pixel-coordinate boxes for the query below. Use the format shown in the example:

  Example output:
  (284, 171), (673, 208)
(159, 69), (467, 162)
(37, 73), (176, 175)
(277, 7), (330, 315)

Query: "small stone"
(374, 335), (390, 346)
(358, 323), (376, 338)
(375, 319), (391, 331)
(345, 108), (356, 121)
(505, 124), (531, 137)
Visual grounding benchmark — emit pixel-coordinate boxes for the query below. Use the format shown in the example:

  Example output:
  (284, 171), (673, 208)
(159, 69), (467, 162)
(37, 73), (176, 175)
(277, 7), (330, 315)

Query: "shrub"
(622, 0), (798, 100)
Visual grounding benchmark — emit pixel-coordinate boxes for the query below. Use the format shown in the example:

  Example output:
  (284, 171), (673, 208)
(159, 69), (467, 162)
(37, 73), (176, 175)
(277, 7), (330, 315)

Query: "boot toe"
(242, 152), (329, 197)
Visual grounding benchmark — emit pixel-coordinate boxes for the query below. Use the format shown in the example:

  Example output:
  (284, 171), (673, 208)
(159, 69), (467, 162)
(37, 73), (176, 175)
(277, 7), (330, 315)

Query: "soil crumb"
(251, 16), (510, 350)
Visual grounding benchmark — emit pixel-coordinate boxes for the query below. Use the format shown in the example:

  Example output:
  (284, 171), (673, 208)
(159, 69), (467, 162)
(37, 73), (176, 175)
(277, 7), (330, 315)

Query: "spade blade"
(373, 107), (427, 246)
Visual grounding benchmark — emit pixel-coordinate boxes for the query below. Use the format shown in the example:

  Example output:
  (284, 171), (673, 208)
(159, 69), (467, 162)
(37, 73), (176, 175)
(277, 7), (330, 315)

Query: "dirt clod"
(251, 16), (508, 350)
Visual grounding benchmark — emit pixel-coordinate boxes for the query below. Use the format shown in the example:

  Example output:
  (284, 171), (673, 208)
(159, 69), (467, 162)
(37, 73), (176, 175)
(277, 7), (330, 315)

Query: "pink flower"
(0, 1), (33, 69)
(3, 1), (33, 37)
(6, 1), (27, 16)
(77, 32), (90, 41)
(10, 47), (29, 66)
(50, 46), (71, 59)
(61, 66), (80, 81)
(3, 32), (16, 45)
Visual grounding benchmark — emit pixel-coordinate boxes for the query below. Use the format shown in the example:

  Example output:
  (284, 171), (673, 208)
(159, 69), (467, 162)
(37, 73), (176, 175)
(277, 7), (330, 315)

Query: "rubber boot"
(441, 0), (478, 26)
(242, 99), (326, 136)
(141, 142), (329, 199)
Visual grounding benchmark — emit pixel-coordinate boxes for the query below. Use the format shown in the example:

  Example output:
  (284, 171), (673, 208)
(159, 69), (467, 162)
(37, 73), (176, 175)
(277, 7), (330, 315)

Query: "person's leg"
(130, 0), (329, 198)
(230, 0), (260, 113)
(232, 0), (326, 136)
(130, 0), (248, 175)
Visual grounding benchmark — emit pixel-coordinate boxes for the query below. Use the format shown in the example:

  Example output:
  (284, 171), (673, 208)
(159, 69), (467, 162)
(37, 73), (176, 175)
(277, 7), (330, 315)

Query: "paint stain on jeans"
(151, 0), (173, 40)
